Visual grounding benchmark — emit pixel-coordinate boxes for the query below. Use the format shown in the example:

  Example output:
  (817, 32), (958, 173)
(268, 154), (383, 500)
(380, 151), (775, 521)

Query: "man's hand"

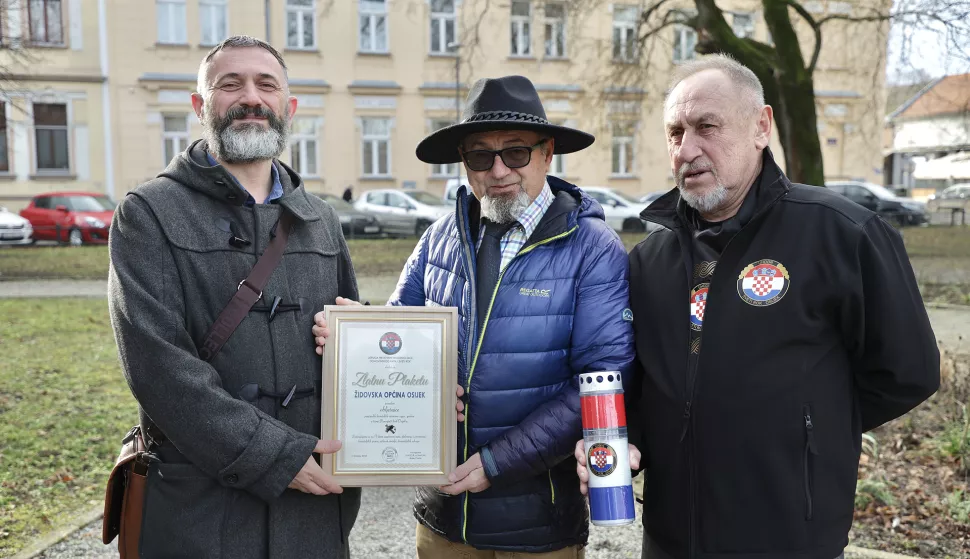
(456, 385), (465, 422)
(288, 439), (344, 495)
(312, 297), (361, 355)
(575, 439), (641, 496)
(440, 452), (490, 495)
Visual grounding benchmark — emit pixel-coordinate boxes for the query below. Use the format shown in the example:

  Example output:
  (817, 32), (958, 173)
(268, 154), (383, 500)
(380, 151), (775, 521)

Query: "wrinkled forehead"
(664, 72), (740, 125)
(462, 129), (541, 150)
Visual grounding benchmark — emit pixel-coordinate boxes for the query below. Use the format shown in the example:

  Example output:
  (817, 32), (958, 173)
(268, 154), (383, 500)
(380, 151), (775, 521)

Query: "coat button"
(225, 473), (239, 484)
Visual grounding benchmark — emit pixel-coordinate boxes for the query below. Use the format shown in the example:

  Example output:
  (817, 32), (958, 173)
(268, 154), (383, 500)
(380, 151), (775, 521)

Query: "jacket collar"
(641, 148), (791, 230)
(162, 140), (319, 222)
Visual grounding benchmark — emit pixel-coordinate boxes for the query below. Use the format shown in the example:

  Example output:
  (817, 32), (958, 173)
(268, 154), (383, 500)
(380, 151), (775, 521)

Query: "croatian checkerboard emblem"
(588, 443), (617, 477)
(737, 260), (790, 307)
(689, 283), (709, 331)
(379, 332), (402, 355)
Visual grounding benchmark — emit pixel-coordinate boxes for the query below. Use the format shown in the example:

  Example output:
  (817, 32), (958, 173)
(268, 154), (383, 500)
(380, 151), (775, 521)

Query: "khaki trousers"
(416, 523), (586, 559)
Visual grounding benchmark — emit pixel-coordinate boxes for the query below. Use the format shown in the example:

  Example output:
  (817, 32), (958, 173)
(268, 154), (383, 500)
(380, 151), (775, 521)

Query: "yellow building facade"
(0, 0), (888, 210)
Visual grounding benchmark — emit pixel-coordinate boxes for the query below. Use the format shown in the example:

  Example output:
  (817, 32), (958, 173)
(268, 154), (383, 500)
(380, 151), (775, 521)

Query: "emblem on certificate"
(320, 306), (459, 486)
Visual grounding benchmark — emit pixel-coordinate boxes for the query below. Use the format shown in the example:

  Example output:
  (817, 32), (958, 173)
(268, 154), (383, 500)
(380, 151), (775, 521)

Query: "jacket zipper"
(459, 225), (577, 542)
(677, 190), (791, 558)
(803, 405), (817, 520)
(456, 205), (476, 543)
(548, 471), (556, 504)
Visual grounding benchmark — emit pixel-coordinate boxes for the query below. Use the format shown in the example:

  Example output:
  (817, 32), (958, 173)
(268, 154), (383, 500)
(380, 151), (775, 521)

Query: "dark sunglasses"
(460, 139), (550, 172)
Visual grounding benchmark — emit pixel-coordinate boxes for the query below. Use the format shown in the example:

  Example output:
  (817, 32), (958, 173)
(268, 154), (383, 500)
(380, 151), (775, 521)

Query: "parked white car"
(443, 176), (469, 203)
(581, 186), (661, 233)
(0, 206), (33, 246)
(355, 189), (452, 237)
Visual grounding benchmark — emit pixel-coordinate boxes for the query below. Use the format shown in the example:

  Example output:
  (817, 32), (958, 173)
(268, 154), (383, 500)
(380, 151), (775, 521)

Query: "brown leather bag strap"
(198, 212), (294, 362)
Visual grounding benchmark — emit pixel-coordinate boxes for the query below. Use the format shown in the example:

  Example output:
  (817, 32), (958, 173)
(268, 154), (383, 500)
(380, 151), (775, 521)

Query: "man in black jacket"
(575, 54), (940, 559)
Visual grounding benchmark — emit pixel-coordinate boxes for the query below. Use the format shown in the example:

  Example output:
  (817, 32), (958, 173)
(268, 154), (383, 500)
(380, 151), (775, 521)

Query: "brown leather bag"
(102, 426), (150, 556)
(101, 212), (293, 557)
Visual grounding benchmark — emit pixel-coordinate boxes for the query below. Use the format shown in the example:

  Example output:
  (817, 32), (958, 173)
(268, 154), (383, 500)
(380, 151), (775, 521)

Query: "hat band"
(463, 110), (550, 125)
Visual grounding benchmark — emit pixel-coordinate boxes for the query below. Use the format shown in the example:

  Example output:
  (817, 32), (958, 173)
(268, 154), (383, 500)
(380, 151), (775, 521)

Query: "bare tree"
(557, 0), (969, 185)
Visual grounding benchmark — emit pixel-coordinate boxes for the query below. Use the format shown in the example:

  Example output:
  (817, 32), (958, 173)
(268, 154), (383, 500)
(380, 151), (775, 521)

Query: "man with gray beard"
(106, 35), (360, 558)
(576, 54), (939, 559)
(348, 75), (635, 557)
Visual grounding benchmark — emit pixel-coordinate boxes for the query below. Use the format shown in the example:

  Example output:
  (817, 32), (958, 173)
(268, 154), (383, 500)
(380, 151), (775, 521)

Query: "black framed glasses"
(460, 139), (550, 172)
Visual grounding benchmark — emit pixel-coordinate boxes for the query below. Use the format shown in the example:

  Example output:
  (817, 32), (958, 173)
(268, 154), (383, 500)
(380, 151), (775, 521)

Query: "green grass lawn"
(0, 299), (135, 557)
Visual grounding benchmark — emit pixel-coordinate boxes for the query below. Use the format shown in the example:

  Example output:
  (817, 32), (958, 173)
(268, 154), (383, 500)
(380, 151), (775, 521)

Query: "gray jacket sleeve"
(107, 195), (316, 503)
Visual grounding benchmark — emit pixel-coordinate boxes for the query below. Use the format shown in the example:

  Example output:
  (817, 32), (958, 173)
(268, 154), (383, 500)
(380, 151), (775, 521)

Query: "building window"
(612, 122), (636, 176)
(286, 0), (315, 49)
(612, 5), (638, 62)
(29, 0), (64, 44)
(731, 12), (754, 39)
(361, 118), (391, 177)
(34, 103), (70, 172)
(0, 103), (8, 172)
(359, 0), (388, 53)
(673, 24), (697, 63)
(290, 117), (319, 176)
(551, 153), (565, 176)
(156, 0), (187, 44)
(510, 0), (531, 56)
(162, 115), (189, 166)
(200, 0), (228, 45)
(429, 0), (457, 54)
(543, 3), (566, 58)
(429, 119), (458, 177)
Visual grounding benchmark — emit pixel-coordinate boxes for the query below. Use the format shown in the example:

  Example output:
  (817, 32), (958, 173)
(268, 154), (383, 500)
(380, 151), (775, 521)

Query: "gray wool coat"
(107, 140), (361, 558)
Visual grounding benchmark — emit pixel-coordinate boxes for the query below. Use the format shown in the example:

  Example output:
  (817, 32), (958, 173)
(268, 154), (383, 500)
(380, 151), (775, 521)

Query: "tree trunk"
(692, 0), (826, 185)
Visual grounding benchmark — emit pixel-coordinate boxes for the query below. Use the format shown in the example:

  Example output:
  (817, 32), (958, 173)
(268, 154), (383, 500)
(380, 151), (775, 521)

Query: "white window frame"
(673, 23), (697, 63)
(289, 117), (320, 177)
(612, 5), (639, 63)
(429, 119), (458, 177)
(28, 0), (65, 45)
(611, 121), (636, 177)
(429, 0), (457, 54)
(162, 114), (190, 167)
(361, 117), (392, 178)
(543, 3), (566, 58)
(731, 12), (754, 39)
(157, 0), (187, 44)
(359, 0), (388, 54)
(286, 0), (316, 49)
(200, 0), (228, 46)
(32, 102), (72, 175)
(510, 0), (531, 57)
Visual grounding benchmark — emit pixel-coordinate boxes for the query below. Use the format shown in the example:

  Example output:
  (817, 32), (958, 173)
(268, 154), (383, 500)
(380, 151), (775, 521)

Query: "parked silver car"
(354, 189), (451, 237)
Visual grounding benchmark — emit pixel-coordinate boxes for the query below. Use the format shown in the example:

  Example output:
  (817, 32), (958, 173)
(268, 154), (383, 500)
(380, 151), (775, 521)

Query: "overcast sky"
(885, 0), (970, 84)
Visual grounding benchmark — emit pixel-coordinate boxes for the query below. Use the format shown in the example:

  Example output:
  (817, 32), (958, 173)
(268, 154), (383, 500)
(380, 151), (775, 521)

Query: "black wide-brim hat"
(416, 75), (595, 165)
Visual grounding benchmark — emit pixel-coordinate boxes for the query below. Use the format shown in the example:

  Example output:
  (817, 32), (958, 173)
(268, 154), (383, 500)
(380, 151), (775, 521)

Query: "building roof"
(889, 73), (970, 121)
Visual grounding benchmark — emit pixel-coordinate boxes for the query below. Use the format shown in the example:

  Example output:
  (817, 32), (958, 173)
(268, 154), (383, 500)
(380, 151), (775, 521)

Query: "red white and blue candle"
(580, 370), (635, 526)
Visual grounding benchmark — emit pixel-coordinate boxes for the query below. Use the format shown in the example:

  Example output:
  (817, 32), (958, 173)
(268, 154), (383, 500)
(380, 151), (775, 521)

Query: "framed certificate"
(320, 305), (459, 486)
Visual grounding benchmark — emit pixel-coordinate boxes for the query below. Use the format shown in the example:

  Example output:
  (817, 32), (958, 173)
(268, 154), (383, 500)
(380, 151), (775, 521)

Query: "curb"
(926, 302), (970, 311)
(845, 545), (920, 559)
(10, 506), (104, 559)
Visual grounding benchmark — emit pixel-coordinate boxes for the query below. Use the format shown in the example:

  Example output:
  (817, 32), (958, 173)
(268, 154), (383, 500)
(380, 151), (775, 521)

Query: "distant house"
(885, 73), (970, 197)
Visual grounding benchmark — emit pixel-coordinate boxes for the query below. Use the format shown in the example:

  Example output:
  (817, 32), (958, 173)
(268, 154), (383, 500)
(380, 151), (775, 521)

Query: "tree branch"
(781, 0), (822, 73)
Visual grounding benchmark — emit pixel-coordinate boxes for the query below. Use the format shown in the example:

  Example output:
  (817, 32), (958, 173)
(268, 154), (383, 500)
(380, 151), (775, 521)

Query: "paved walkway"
(0, 275), (401, 305)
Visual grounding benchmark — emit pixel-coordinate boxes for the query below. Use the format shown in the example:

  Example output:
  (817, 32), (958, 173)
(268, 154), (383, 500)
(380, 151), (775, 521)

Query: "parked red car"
(19, 191), (116, 246)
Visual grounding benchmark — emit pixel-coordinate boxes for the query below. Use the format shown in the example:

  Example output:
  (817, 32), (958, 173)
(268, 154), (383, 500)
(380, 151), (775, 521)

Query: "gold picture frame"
(320, 305), (459, 486)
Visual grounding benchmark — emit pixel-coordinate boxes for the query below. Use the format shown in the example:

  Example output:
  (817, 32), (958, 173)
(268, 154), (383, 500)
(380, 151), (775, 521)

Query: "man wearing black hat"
(394, 75), (635, 557)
